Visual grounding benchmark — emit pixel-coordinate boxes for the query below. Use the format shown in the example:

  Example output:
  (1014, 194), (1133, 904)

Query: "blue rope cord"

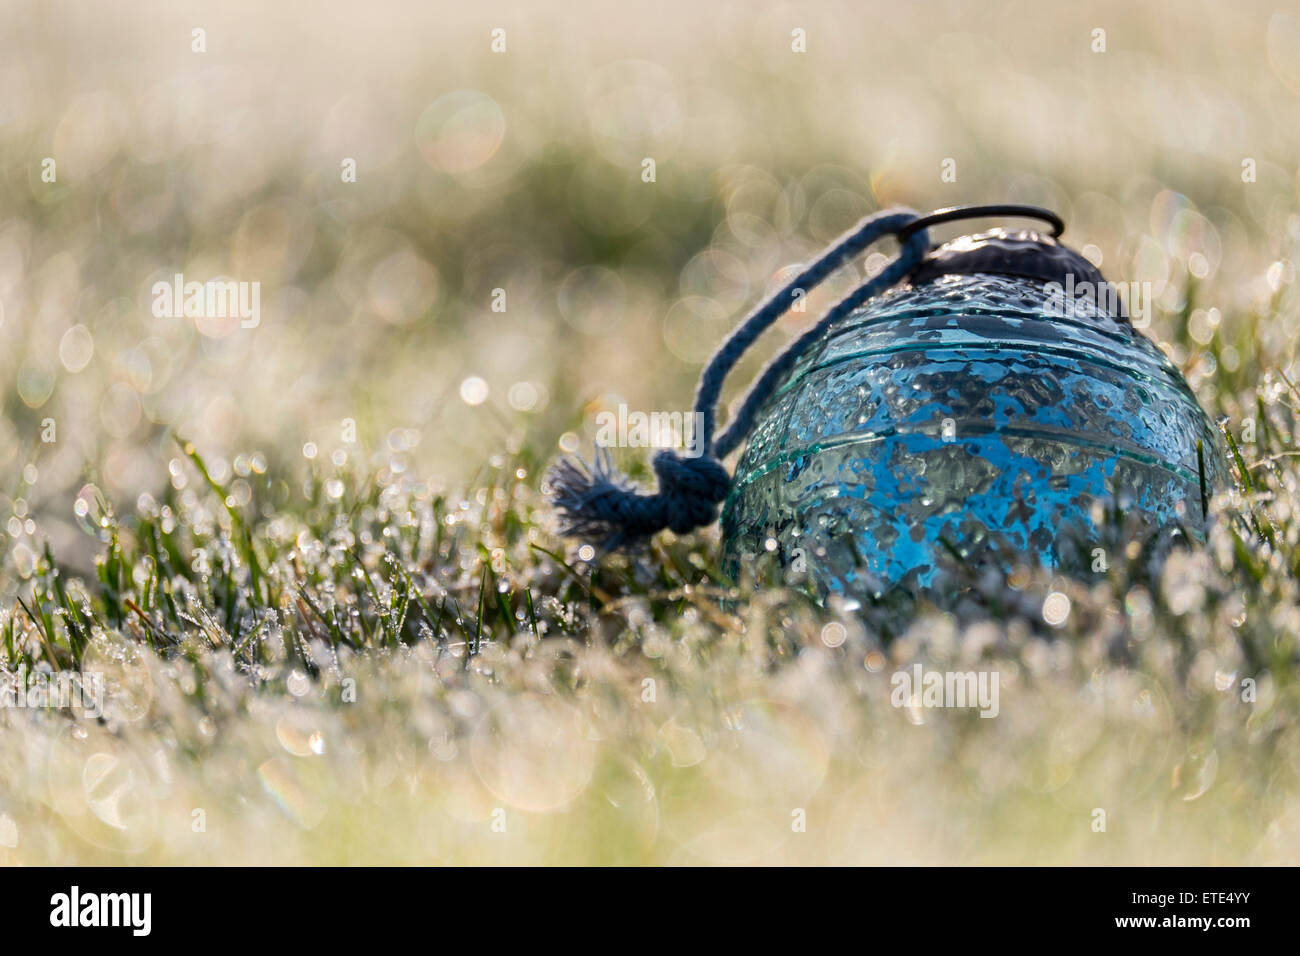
(549, 207), (931, 548)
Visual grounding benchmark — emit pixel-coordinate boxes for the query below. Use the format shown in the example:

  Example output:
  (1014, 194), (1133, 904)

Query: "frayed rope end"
(547, 447), (732, 550)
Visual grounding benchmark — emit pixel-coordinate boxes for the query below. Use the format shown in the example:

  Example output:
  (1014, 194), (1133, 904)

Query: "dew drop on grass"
(821, 622), (847, 647)
(1042, 591), (1071, 627)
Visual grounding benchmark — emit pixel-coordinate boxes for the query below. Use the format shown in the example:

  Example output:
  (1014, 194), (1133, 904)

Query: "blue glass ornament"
(550, 205), (1228, 603)
(719, 227), (1229, 597)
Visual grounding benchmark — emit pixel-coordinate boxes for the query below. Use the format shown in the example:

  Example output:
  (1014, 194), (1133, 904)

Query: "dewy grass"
(0, 338), (1298, 863)
(1, 200), (1297, 864)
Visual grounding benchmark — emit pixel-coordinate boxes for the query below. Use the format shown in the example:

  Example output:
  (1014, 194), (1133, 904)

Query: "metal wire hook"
(896, 204), (1065, 244)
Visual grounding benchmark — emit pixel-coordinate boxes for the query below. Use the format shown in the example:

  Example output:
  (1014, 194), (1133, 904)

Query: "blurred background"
(2, 0), (1298, 579)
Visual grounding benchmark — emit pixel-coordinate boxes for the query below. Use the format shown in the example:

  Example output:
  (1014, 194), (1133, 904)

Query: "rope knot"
(547, 448), (732, 549)
(651, 450), (731, 534)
